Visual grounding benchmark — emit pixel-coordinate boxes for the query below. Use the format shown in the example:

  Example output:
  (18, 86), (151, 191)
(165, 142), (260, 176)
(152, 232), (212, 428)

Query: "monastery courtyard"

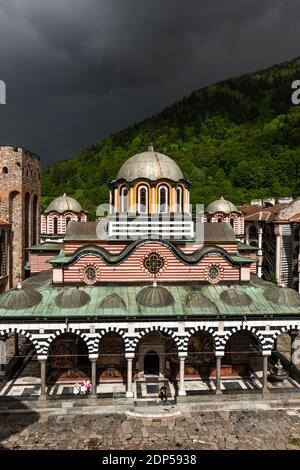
(1, 408), (300, 450)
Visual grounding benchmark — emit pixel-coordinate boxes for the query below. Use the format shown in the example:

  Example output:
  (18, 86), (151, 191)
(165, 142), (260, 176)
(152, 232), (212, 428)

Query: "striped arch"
(267, 324), (300, 349)
(92, 327), (130, 354)
(182, 326), (220, 352)
(130, 326), (182, 353)
(219, 325), (266, 352)
(42, 327), (93, 356)
(0, 327), (41, 354)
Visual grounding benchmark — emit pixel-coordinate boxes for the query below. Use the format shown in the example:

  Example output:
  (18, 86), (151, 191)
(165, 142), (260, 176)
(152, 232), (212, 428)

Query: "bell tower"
(0, 146), (41, 287)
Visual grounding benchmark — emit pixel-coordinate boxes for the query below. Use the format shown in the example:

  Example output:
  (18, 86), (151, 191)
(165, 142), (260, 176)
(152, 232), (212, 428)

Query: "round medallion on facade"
(142, 252), (165, 276)
(205, 263), (223, 284)
(79, 263), (100, 285)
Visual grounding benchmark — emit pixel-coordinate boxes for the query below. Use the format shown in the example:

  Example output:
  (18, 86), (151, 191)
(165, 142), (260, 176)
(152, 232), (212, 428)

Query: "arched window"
(230, 218), (234, 228)
(176, 187), (182, 213)
(2, 167), (8, 174)
(207, 217), (211, 223)
(158, 186), (169, 213)
(53, 217), (58, 235)
(120, 186), (128, 213)
(137, 185), (148, 214)
(24, 193), (30, 258)
(218, 218), (222, 223)
(66, 217), (71, 226)
(32, 194), (38, 245)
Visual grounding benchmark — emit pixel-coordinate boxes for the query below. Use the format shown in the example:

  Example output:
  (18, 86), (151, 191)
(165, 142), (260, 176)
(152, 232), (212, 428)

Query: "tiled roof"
(65, 220), (237, 243)
(239, 203), (288, 222)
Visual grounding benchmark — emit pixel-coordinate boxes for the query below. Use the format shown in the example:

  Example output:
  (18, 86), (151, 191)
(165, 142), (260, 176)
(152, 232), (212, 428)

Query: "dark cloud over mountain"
(0, 0), (299, 165)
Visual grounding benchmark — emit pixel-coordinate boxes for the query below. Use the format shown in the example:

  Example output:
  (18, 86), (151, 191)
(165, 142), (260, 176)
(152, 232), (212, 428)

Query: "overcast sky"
(0, 0), (299, 166)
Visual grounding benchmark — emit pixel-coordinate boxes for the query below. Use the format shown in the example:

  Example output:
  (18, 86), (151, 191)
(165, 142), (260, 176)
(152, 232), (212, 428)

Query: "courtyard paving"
(1, 408), (300, 450)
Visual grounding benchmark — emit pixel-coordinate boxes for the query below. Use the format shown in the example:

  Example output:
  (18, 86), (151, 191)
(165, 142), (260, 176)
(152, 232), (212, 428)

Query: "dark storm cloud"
(0, 0), (299, 165)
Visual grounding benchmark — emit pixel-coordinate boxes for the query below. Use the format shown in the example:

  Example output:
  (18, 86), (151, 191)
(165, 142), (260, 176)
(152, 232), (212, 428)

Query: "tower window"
(66, 217), (71, 226)
(53, 217), (58, 235)
(230, 218), (234, 227)
(121, 186), (128, 213)
(137, 186), (148, 214)
(158, 186), (169, 213)
(218, 218), (222, 223)
(2, 167), (8, 174)
(176, 187), (182, 213)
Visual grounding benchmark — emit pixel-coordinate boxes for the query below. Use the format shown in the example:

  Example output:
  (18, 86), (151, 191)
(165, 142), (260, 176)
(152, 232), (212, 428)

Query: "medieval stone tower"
(0, 146), (41, 287)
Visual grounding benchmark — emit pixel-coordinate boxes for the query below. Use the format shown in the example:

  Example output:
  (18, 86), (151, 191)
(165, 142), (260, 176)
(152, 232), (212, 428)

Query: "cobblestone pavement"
(1, 409), (300, 450)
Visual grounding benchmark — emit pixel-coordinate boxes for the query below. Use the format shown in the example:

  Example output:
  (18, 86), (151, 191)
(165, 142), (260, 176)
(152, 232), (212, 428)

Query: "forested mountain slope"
(42, 56), (300, 216)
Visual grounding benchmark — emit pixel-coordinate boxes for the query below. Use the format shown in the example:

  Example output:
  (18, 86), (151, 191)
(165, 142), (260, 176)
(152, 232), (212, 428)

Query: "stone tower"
(0, 146), (41, 287)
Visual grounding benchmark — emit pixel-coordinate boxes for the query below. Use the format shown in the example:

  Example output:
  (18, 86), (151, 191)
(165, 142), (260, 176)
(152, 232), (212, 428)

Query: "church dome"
(45, 194), (83, 214)
(220, 289), (252, 307)
(99, 293), (127, 311)
(136, 284), (175, 308)
(263, 286), (300, 307)
(185, 292), (218, 314)
(0, 286), (42, 310)
(116, 146), (184, 182)
(55, 289), (90, 309)
(206, 196), (237, 214)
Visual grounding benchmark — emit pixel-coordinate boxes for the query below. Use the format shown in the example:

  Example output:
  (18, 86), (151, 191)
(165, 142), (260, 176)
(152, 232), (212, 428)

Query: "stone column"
(245, 226), (250, 246)
(126, 354), (134, 398)
(289, 331), (300, 366)
(14, 332), (19, 357)
(178, 356), (186, 396)
(257, 226), (263, 278)
(215, 354), (222, 395)
(39, 358), (47, 399)
(262, 353), (269, 393)
(90, 358), (97, 397)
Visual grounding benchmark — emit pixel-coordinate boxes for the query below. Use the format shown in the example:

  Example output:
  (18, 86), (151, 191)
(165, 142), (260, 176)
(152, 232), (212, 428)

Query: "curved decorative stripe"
(50, 238), (250, 268)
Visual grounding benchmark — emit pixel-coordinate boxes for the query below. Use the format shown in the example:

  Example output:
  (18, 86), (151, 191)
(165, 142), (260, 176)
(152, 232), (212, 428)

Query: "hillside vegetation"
(42, 57), (300, 217)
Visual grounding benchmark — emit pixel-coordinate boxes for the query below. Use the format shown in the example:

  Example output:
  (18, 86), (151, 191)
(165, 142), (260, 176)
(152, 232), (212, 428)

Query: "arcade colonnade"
(1, 319), (300, 399)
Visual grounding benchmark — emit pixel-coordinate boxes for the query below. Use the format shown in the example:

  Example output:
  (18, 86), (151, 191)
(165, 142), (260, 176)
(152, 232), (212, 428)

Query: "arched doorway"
(134, 331), (179, 380)
(47, 333), (89, 384)
(134, 331), (179, 402)
(144, 350), (159, 375)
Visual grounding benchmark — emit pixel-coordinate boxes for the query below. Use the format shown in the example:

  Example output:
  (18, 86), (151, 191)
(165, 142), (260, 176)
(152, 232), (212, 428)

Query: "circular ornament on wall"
(79, 263), (101, 285)
(142, 251), (166, 277)
(205, 263), (224, 284)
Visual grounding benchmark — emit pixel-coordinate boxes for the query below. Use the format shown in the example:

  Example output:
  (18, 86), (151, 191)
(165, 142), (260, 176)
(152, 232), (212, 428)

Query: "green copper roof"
(0, 273), (300, 318)
(28, 242), (62, 252)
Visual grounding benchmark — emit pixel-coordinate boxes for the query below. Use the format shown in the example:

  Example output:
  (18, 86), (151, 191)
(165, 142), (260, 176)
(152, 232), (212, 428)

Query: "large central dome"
(116, 146), (184, 181)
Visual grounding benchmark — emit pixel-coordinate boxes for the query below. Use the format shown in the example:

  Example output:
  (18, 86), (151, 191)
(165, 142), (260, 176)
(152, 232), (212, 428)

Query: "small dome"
(0, 286), (42, 310)
(99, 293), (127, 310)
(220, 289), (252, 307)
(45, 194), (83, 214)
(55, 289), (90, 309)
(206, 196), (237, 214)
(264, 286), (300, 307)
(116, 146), (184, 181)
(136, 285), (174, 308)
(186, 292), (218, 313)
